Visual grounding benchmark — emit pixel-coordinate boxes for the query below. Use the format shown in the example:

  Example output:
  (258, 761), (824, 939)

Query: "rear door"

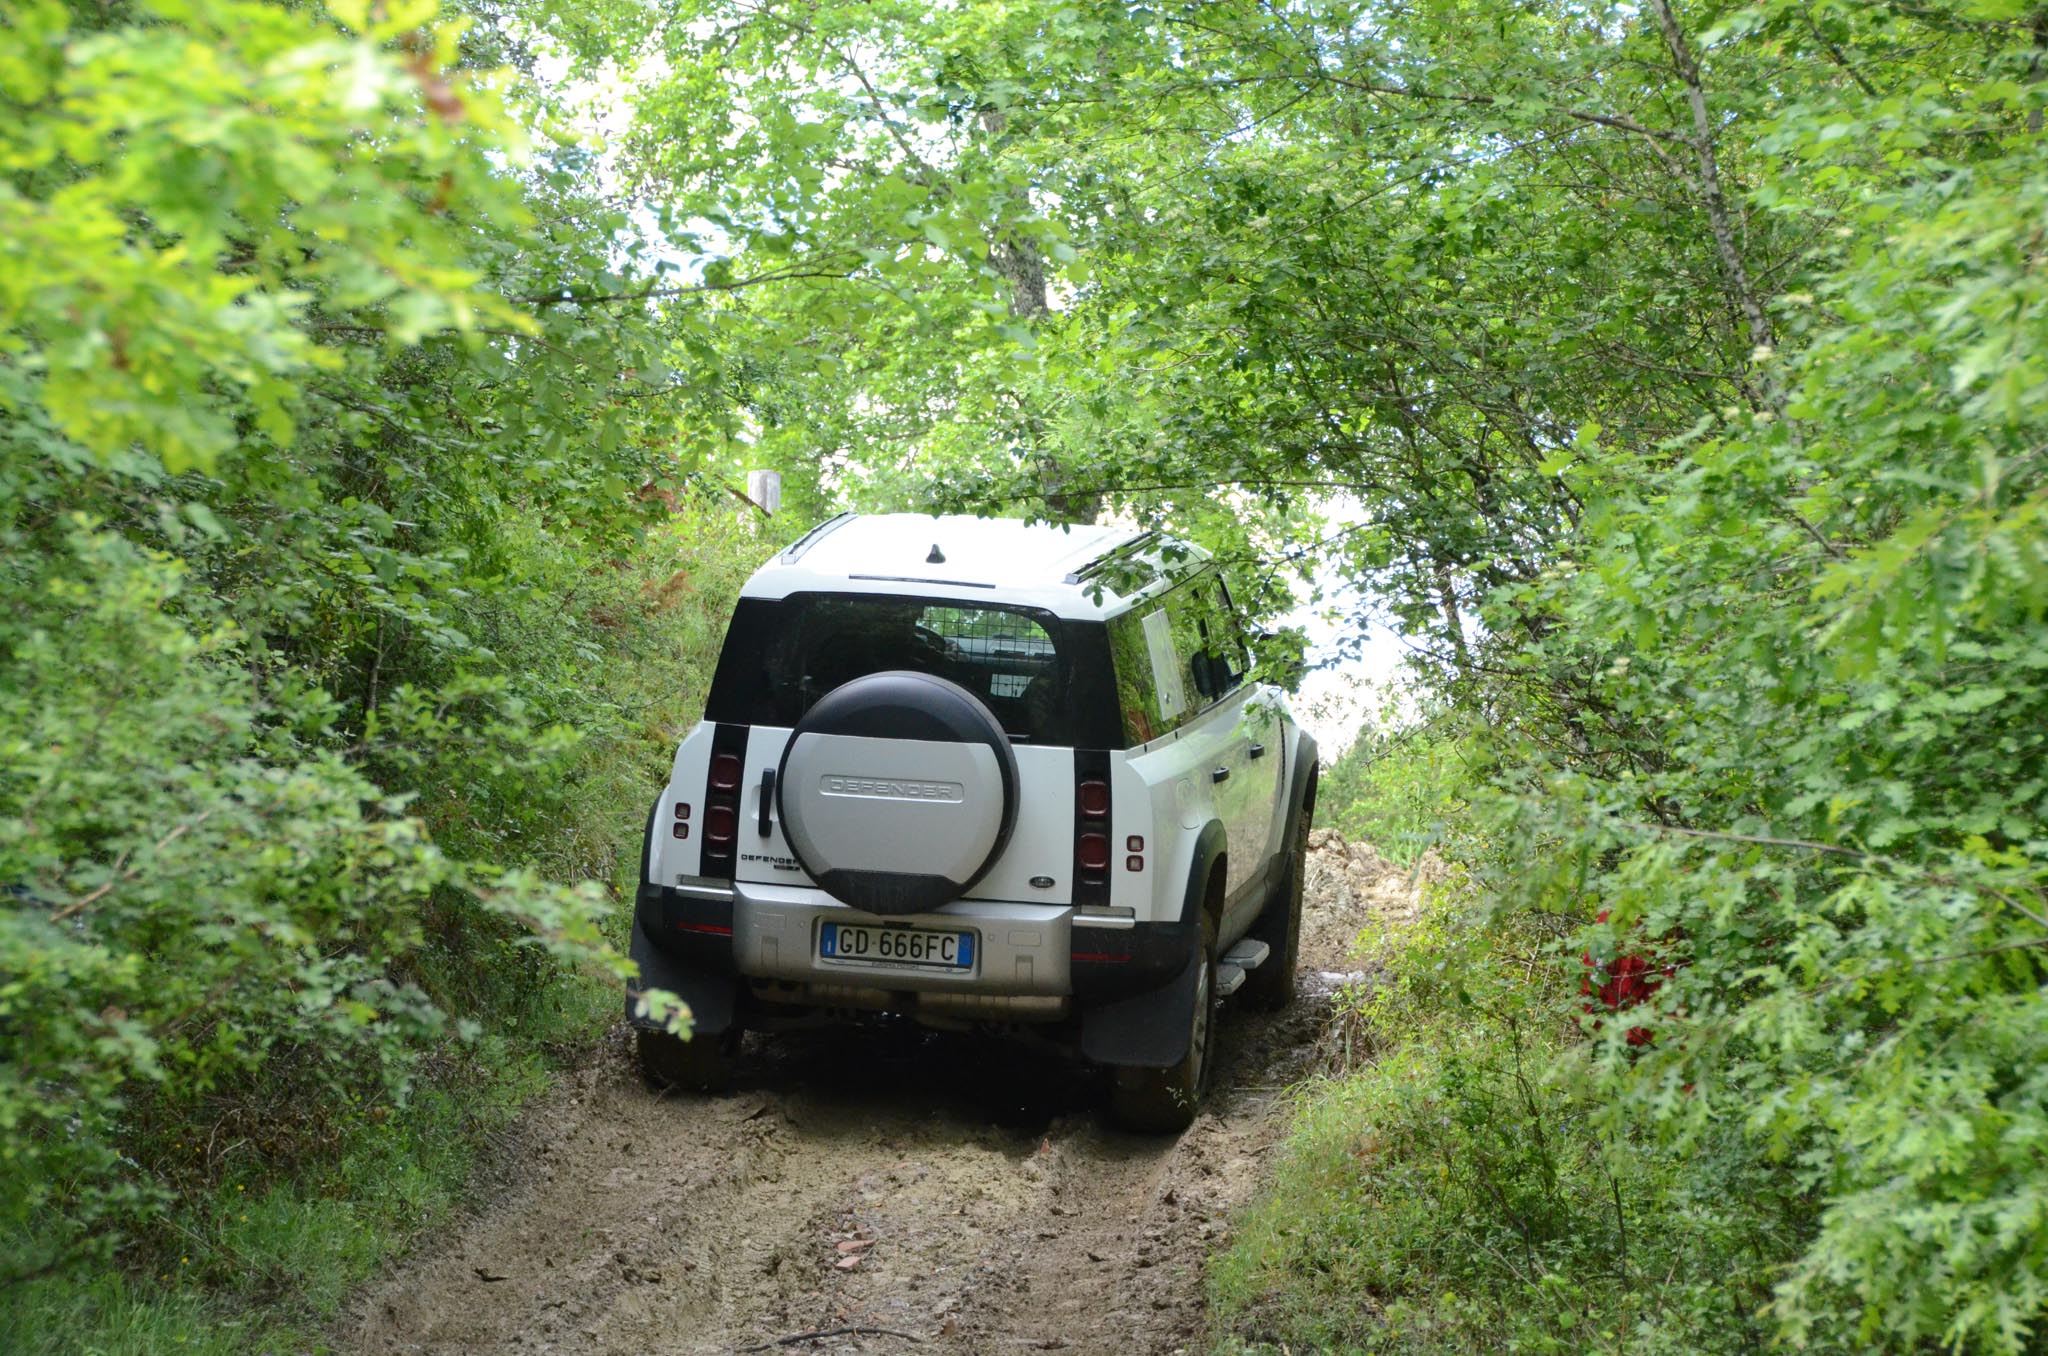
(1144, 573), (1269, 916)
(1176, 574), (1281, 930)
(710, 593), (1079, 905)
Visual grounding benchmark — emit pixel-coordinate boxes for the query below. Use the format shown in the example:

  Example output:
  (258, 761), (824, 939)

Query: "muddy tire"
(1240, 790), (1311, 1012)
(636, 1026), (740, 1094)
(1108, 916), (1218, 1134)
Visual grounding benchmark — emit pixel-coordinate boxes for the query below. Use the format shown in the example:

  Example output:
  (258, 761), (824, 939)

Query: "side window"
(1107, 604), (1176, 745)
(1175, 574), (1248, 704)
(1105, 571), (1246, 746)
(1211, 576), (1254, 675)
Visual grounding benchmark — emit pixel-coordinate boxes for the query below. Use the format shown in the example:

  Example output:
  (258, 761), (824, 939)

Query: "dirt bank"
(341, 840), (1410, 1356)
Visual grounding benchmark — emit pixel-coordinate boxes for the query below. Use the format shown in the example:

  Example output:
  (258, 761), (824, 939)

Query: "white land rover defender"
(629, 513), (1318, 1131)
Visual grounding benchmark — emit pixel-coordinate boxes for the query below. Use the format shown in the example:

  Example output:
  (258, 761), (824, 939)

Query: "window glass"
(1106, 570), (1247, 745)
(1180, 576), (1249, 702)
(1107, 605), (1171, 745)
(751, 595), (1068, 743)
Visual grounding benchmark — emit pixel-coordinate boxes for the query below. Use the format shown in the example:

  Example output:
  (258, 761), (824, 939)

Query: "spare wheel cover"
(776, 671), (1019, 916)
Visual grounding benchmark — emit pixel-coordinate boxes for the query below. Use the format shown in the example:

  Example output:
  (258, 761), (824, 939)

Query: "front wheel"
(636, 1025), (740, 1094)
(1108, 916), (1218, 1134)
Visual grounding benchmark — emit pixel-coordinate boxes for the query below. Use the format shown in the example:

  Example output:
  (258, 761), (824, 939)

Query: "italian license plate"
(818, 921), (976, 971)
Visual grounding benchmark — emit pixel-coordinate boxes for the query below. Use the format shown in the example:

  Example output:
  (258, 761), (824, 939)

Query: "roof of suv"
(742, 513), (1199, 620)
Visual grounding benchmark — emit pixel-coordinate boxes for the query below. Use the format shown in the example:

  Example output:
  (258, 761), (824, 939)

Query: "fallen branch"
(737, 1327), (924, 1352)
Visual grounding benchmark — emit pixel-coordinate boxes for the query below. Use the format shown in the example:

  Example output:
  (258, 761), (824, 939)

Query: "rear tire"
(1241, 785), (1312, 1012)
(1108, 915), (1218, 1134)
(636, 1026), (740, 1094)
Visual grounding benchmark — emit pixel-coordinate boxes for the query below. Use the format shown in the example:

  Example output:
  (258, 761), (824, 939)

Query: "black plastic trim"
(626, 914), (738, 1036)
(1064, 529), (1157, 585)
(1075, 819), (1226, 1066)
(634, 880), (738, 969)
(779, 510), (855, 562)
(847, 574), (997, 588)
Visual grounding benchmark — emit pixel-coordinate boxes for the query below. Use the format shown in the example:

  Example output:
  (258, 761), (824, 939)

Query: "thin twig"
(513, 264), (855, 309)
(49, 814), (213, 923)
(1610, 820), (2048, 933)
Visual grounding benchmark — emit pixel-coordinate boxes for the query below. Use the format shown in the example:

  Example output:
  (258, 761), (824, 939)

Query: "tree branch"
(513, 265), (857, 309)
(1647, 0), (1772, 355)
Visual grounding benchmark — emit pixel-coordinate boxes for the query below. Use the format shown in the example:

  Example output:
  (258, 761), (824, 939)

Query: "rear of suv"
(629, 513), (1318, 1130)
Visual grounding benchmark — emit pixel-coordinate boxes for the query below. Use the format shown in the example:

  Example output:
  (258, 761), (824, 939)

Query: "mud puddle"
(342, 839), (1417, 1356)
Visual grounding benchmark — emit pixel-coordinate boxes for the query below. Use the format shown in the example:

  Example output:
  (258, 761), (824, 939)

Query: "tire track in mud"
(343, 841), (1412, 1356)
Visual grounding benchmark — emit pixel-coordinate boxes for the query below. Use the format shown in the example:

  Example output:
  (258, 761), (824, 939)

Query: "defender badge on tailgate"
(820, 776), (965, 802)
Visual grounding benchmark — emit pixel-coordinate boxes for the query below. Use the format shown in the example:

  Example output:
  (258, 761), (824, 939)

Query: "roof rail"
(779, 511), (856, 563)
(1064, 530), (1159, 585)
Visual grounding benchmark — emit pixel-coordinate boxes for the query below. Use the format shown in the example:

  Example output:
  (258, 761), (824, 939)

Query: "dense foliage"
(0, 0), (765, 1311)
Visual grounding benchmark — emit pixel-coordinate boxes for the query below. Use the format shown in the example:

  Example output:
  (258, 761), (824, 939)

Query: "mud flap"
(627, 916), (738, 1036)
(1080, 943), (1201, 1068)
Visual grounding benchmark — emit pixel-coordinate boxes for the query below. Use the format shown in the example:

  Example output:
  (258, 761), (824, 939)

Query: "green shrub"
(1214, 873), (1812, 1355)
(0, 0), (773, 1305)
(1317, 720), (1479, 869)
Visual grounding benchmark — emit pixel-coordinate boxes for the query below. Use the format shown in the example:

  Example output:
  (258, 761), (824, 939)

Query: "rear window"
(705, 594), (1076, 744)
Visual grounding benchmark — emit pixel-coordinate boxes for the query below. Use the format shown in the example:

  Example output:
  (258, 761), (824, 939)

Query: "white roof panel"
(740, 513), (1192, 619)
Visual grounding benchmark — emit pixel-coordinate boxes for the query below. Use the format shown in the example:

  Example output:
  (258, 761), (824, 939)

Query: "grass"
(1210, 732), (1807, 1356)
(0, 975), (612, 1356)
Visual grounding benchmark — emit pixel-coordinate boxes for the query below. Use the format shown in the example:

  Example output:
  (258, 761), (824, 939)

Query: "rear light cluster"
(698, 726), (748, 879)
(1073, 750), (1115, 910)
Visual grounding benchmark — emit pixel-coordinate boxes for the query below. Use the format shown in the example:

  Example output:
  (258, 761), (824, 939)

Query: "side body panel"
(1115, 726), (1224, 927)
(647, 723), (715, 886)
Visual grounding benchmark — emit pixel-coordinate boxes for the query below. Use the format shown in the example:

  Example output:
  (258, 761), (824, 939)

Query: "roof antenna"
(926, 543), (946, 564)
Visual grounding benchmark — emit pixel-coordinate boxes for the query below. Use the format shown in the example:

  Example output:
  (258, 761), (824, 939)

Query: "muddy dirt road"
(343, 838), (1414, 1356)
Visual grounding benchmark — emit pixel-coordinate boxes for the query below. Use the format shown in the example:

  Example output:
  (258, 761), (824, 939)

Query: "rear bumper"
(731, 878), (1070, 995)
(634, 879), (1194, 1007)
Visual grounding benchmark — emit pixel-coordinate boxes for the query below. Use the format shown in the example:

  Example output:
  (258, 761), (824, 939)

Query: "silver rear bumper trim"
(730, 879), (1071, 995)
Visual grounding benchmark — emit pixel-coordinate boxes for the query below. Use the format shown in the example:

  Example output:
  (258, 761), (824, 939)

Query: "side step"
(1215, 939), (1271, 999)
(1222, 939), (1271, 970)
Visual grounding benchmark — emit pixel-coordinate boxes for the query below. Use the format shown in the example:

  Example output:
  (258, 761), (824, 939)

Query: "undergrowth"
(0, 503), (759, 1352)
(1213, 728), (1822, 1355)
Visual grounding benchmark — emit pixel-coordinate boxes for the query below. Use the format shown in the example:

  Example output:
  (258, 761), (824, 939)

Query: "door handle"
(1211, 766), (1230, 784)
(1249, 743), (1266, 759)
(759, 767), (776, 836)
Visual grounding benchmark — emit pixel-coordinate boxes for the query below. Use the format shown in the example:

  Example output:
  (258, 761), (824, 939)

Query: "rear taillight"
(1073, 753), (1112, 902)
(698, 726), (749, 879)
(710, 753), (743, 791)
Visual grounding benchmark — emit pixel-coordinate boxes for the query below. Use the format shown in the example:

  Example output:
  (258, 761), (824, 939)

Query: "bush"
(1213, 858), (1812, 1355)
(0, 0), (771, 1303)
(1316, 720), (1479, 870)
